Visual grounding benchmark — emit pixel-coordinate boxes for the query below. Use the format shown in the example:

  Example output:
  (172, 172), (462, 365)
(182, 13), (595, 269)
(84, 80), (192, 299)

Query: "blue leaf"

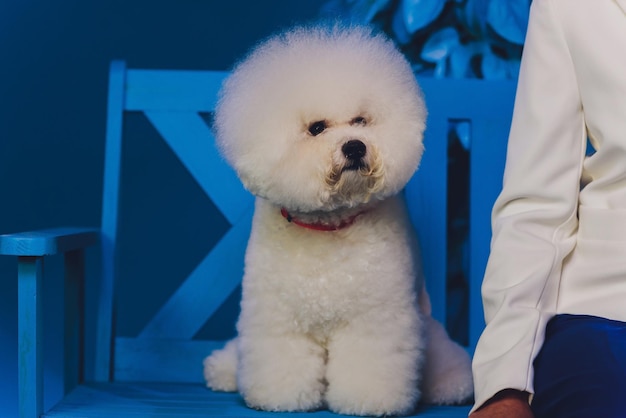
(456, 0), (490, 37)
(348, 0), (392, 22)
(434, 58), (448, 78)
(420, 27), (460, 63)
(392, 4), (413, 44)
(487, 0), (531, 45)
(481, 49), (509, 79)
(402, 0), (447, 34)
(448, 41), (484, 78)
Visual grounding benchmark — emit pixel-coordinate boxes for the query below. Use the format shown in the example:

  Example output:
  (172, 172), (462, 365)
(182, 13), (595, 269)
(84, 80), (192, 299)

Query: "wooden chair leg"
(64, 249), (85, 393)
(18, 256), (44, 418)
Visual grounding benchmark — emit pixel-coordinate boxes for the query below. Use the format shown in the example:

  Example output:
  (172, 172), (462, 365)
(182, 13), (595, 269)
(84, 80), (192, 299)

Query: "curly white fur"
(203, 23), (473, 415)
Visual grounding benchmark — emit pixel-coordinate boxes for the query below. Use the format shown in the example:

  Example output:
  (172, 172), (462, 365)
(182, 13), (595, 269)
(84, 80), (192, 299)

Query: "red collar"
(280, 207), (365, 231)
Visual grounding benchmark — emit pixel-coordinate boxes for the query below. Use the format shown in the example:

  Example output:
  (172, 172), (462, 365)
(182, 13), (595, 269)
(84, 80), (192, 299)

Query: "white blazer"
(471, 0), (626, 412)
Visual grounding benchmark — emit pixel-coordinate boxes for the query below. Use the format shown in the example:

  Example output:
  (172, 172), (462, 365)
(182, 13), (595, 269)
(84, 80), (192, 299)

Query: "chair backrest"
(407, 79), (515, 349)
(95, 60), (515, 384)
(97, 61), (254, 383)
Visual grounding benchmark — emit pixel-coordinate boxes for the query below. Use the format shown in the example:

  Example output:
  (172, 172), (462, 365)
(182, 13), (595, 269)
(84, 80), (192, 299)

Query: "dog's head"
(214, 24), (426, 213)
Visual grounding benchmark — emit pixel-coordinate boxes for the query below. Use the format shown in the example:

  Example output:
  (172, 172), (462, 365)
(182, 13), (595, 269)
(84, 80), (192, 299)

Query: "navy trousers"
(531, 314), (626, 417)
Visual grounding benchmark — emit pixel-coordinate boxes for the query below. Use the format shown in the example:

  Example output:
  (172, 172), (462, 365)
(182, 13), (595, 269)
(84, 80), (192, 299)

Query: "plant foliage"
(320, 0), (531, 79)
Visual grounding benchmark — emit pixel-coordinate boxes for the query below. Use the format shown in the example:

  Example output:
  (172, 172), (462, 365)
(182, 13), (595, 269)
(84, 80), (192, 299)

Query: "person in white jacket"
(470, 0), (626, 417)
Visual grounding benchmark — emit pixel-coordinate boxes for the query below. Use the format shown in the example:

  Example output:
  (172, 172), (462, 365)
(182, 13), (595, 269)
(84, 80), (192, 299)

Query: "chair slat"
(406, 100), (448, 324)
(125, 70), (227, 112)
(97, 60), (127, 382)
(144, 110), (253, 225)
(113, 339), (224, 382)
(138, 209), (253, 339)
(0, 228), (98, 256)
(468, 113), (512, 346)
(44, 382), (471, 417)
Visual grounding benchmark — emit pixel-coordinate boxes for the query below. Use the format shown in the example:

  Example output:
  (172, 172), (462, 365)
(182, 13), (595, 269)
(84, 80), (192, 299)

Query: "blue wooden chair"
(0, 60), (515, 418)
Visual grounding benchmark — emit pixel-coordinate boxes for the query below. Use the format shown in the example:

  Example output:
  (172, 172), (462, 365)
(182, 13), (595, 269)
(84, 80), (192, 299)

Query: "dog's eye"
(308, 120), (327, 136)
(351, 116), (367, 126)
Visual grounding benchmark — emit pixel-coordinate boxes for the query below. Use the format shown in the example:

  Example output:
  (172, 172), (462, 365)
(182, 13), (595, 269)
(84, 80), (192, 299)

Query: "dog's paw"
(325, 330), (421, 416)
(326, 382), (418, 416)
(238, 334), (327, 412)
(326, 366), (420, 417)
(203, 339), (238, 392)
(242, 379), (325, 413)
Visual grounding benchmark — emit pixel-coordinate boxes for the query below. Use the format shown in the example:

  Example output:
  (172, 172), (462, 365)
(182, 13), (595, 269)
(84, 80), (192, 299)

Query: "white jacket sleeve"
(471, 0), (587, 411)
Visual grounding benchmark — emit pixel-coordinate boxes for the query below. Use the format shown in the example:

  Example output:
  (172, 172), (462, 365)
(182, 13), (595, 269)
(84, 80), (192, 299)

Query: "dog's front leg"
(325, 310), (425, 416)
(237, 333), (327, 412)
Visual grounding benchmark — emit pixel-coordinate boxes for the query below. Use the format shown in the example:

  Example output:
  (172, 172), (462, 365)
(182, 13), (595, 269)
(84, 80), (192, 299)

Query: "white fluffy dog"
(203, 24), (473, 416)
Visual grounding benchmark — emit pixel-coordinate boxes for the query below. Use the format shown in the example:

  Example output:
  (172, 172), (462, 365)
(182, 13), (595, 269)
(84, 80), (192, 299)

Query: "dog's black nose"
(342, 140), (366, 161)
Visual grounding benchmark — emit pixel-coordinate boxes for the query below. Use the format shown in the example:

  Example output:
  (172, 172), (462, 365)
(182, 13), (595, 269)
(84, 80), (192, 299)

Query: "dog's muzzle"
(342, 139), (367, 171)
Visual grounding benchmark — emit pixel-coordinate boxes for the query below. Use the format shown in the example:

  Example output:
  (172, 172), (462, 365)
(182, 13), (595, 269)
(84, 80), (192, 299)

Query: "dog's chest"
(283, 256), (364, 332)
(243, 203), (418, 336)
(273, 231), (372, 301)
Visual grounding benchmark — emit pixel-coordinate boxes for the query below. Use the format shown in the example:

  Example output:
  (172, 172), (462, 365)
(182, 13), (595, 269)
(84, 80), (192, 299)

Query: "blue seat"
(0, 61), (515, 418)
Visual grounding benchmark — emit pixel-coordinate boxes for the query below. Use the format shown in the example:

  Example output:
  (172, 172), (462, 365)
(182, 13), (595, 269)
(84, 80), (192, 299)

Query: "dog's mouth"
(324, 139), (384, 204)
(342, 159), (367, 172)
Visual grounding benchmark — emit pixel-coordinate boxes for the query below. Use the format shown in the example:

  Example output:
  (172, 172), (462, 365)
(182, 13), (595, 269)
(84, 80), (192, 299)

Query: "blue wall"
(0, 1), (325, 415)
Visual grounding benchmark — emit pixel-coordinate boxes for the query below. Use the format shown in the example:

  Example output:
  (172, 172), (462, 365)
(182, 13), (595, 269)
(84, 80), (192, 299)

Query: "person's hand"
(469, 390), (534, 418)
